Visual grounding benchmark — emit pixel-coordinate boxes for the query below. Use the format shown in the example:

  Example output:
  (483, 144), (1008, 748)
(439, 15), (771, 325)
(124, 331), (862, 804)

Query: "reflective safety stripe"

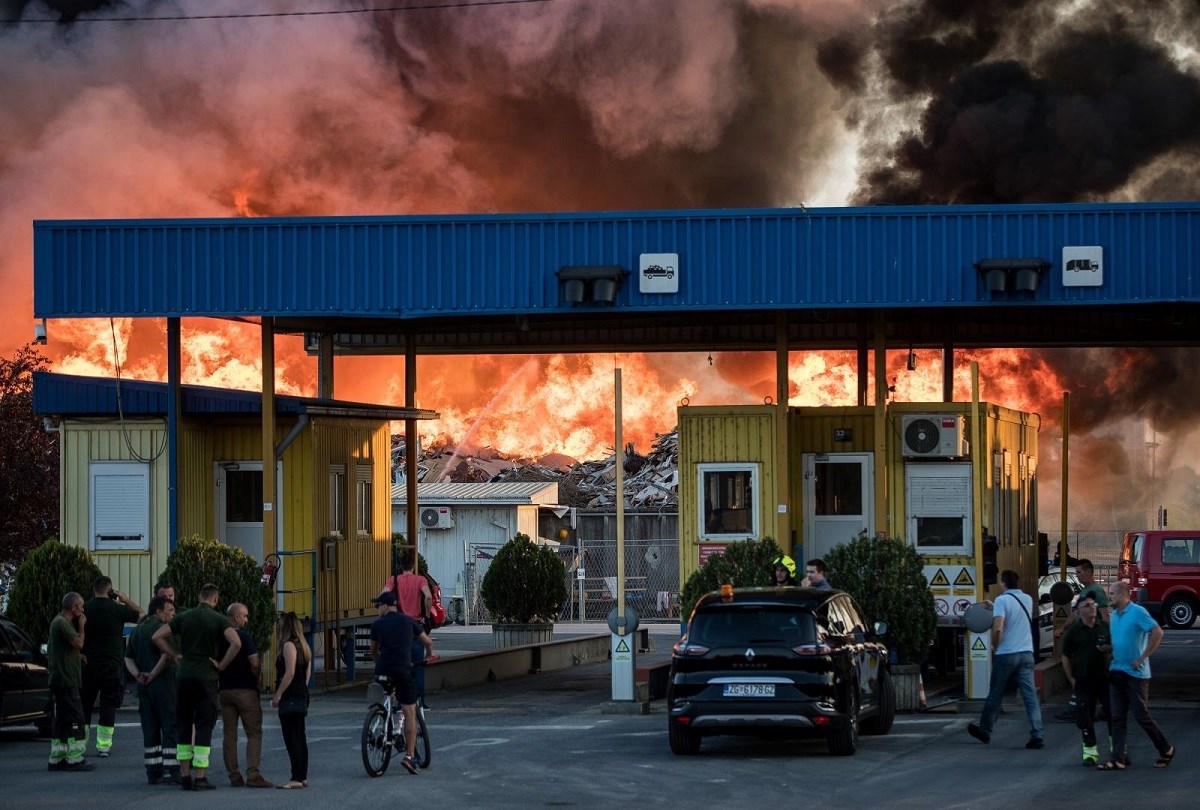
(177, 743), (194, 762)
(192, 745), (211, 769)
(96, 724), (115, 751)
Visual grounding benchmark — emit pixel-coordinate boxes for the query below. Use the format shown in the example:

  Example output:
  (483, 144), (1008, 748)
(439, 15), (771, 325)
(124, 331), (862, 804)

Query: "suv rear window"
(690, 606), (817, 647)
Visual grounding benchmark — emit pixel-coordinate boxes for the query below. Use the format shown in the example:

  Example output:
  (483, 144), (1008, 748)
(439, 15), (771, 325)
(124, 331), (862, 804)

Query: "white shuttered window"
(90, 461), (151, 551)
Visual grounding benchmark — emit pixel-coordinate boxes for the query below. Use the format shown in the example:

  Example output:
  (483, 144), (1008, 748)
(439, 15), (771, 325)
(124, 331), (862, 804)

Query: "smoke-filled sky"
(3, 0), (1200, 533)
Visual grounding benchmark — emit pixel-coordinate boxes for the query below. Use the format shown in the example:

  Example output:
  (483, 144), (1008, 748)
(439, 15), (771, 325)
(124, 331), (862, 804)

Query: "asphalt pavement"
(1, 624), (1196, 808)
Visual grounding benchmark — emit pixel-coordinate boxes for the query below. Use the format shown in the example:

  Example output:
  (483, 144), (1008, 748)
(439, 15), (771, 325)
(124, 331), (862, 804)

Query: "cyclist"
(369, 591), (434, 774)
(771, 556), (798, 586)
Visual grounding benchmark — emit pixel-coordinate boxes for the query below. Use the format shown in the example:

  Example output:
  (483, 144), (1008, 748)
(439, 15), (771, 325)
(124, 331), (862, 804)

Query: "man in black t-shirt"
(81, 575), (142, 758)
(218, 603), (272, 788)
(370, 591), (434, 774)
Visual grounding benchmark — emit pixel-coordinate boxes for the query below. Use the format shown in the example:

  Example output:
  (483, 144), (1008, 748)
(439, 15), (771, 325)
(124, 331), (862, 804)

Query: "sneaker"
(64, 761), (97, 772)
(1026, 738), (1045, 750)
(192, 778), (216, 791)
(47, 761), (68, 772)
(967, 723), (991, 744)
(246, 774), (273, 788)
(229, 774), (245, 787)
(400, 755), (420, 775)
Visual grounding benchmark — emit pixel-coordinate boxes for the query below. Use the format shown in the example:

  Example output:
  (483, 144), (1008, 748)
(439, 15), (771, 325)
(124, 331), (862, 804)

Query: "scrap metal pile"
(392, 430), (679, 509)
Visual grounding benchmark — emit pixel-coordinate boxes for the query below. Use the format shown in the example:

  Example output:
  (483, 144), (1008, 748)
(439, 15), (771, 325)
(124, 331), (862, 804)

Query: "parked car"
(667, 586), (894, 756)
(1035, 570), (1082, 652)
(0, 616), (51, 735)
(1120, 530), (1200, 629)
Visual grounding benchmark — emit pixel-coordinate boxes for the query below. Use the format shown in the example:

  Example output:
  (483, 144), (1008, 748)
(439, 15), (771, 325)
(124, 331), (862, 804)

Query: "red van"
(1119, 531), (1200, 629)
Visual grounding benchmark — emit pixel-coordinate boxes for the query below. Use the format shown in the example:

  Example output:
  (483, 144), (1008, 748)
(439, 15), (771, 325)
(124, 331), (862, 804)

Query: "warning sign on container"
(970, 635), (988, 661)
(954, 568), (975, 586)
(930, 568), (950, 586)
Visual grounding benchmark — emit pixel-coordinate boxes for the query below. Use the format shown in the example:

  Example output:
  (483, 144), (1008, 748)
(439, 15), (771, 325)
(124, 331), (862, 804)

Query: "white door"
(802, 453), (874, 563)
(215, 462), (283, 602)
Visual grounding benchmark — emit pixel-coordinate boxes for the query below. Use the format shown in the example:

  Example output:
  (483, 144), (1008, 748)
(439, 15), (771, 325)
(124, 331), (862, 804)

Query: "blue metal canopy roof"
(32, 371), (437, 421)
(30, 201), (1200, 350)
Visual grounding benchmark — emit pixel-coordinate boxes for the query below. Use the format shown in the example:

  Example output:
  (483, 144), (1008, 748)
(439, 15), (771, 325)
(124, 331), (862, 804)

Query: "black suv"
(667, 587), (894, 756)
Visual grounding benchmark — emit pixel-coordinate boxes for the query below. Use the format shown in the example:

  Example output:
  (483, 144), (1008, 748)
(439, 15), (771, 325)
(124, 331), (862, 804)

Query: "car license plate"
(722, 683), (775, 697)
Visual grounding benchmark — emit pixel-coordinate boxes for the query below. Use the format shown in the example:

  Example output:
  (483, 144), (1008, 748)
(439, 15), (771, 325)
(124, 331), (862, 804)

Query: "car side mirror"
(873, 620), (888, 636)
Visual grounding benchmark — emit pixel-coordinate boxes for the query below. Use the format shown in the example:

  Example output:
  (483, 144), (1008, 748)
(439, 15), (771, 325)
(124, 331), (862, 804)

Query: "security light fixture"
(974, 257), (1050, 297)
(556, 265), (629, 306)
(34, 319), (47, 345)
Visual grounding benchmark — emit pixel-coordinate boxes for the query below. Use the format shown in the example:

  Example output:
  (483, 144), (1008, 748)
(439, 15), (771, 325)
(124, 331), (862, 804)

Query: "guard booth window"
(226, 470), (263, 522)
(698, 463), (759, 539)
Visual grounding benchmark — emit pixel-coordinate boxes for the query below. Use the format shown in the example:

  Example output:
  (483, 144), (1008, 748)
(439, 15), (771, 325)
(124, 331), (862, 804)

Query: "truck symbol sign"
(1065, 258), (1098, 273)
(643, 264), (674, 279)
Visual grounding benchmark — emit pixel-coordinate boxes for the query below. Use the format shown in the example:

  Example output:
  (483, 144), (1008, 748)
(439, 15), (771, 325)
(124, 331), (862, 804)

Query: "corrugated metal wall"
(393, 506), (521, 598)
(59, 420), (167, 613)
(35, 203), (1200, 319)
(677, 405), (777, 582)
(311, 418), (392, 624)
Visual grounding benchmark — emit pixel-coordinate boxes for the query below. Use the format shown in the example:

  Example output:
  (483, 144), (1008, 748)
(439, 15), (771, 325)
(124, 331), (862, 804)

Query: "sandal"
(400, 756), (419, 775)
(276, 781), (306, 789)
(1155, 746), (1176, 768)
(1096, 760), (1127, 771)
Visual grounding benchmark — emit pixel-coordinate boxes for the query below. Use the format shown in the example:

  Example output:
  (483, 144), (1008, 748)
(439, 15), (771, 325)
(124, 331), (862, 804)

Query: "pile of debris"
(493, 430), (679, 509)
(391, 429), (680, 510)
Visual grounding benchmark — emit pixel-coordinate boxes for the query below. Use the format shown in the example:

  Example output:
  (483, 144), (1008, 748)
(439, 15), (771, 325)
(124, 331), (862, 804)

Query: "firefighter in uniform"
(125, 595), (180, 784)
(81, 576), (143, 757)
(153, 583), (241, 791)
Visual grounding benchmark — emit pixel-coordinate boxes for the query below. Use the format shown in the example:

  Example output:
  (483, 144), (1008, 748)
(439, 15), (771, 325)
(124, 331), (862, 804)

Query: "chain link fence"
(464, 511), (680, 625)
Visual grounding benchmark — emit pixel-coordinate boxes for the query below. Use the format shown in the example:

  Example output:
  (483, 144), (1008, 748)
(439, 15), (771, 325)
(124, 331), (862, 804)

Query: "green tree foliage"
(389, 533), (429, 578)
(480, 533), (567, 624)
(159, 535), (275, 652)
(680, 537), (783, 618)
(824, 532), (937, 664)
(0, 345), (59, 564)
(7, 538), (102, 645)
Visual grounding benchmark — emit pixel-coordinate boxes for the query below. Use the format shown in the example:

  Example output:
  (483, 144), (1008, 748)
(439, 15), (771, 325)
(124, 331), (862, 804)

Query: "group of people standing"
(967, 561), (1175, 771)
(46, 576), (313, 790)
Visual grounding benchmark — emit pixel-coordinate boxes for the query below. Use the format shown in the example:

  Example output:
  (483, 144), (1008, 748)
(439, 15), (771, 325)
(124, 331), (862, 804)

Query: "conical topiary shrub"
(159, 535), (276, 652)
(7, 538), (103, 645)
(679, 537), (783, 618)
(824, 531), (937, 664)
(480, 533), (568, 624)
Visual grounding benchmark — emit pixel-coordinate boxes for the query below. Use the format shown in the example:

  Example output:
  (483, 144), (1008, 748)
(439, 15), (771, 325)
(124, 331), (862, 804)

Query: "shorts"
(375, 670), (417, 706)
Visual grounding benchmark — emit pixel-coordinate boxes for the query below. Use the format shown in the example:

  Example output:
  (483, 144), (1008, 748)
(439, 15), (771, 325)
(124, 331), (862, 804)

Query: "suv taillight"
(672, 638), (710, 656)
(792, 642), (833, 656)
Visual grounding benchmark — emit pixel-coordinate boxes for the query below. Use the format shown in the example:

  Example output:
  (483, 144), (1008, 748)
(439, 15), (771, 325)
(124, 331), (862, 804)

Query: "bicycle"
(361, 675), (431, 777)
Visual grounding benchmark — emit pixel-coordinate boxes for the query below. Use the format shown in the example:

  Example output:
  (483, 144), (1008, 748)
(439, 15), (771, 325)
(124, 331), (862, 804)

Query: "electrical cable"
(109, 318), (169, 463)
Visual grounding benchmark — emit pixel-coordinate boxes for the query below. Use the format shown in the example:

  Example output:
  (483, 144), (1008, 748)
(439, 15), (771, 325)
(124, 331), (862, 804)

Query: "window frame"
(329, 464), (346, 538)
(89, 460), (151, 552)
(355, 463), (373, 540)
(697, 462), (760, 541)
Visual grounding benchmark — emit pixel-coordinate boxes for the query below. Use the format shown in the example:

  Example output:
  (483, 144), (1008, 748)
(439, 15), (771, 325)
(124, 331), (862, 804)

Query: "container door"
(802, 453), (874, 563)
(215, 462), (283, 606)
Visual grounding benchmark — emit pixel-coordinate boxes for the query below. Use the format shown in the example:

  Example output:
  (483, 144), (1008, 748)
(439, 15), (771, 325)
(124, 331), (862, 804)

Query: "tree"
(679, 537), (783, 618)
(7, 538), (102, 646)
(824, 532), (937, 664)
(159, 535), (276, 652)
(0, 345), (59, 564)
(480, 534), (567, 624)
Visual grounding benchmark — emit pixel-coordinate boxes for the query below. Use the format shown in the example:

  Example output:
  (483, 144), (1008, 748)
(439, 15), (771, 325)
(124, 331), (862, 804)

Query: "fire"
(33, 317), (1075, 462)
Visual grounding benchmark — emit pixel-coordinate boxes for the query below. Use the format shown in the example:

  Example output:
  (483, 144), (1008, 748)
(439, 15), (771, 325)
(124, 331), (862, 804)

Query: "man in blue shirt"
(370, 591), (434, 775)
(1098, 581), (1174, 770)
(967, 570), (1044, 748)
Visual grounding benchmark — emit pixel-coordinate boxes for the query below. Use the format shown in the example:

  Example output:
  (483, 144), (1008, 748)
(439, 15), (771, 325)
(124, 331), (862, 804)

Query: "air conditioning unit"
(419, 506), (454, 530)
(901, 414), (969, 458)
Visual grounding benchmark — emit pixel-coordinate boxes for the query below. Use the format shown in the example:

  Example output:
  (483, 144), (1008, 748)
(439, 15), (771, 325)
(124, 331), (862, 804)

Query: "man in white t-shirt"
(967, 569), (1044, 749)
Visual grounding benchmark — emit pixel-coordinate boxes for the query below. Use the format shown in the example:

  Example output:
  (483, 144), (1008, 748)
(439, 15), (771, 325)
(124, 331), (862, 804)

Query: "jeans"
(979, 651), (1043, 739)
(1109, 670), (1170, 760)
(278, 712), (308, 782)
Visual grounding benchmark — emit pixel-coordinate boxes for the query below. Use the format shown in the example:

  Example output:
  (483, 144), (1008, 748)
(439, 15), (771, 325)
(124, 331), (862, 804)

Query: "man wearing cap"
(369, 591), (434, 775)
